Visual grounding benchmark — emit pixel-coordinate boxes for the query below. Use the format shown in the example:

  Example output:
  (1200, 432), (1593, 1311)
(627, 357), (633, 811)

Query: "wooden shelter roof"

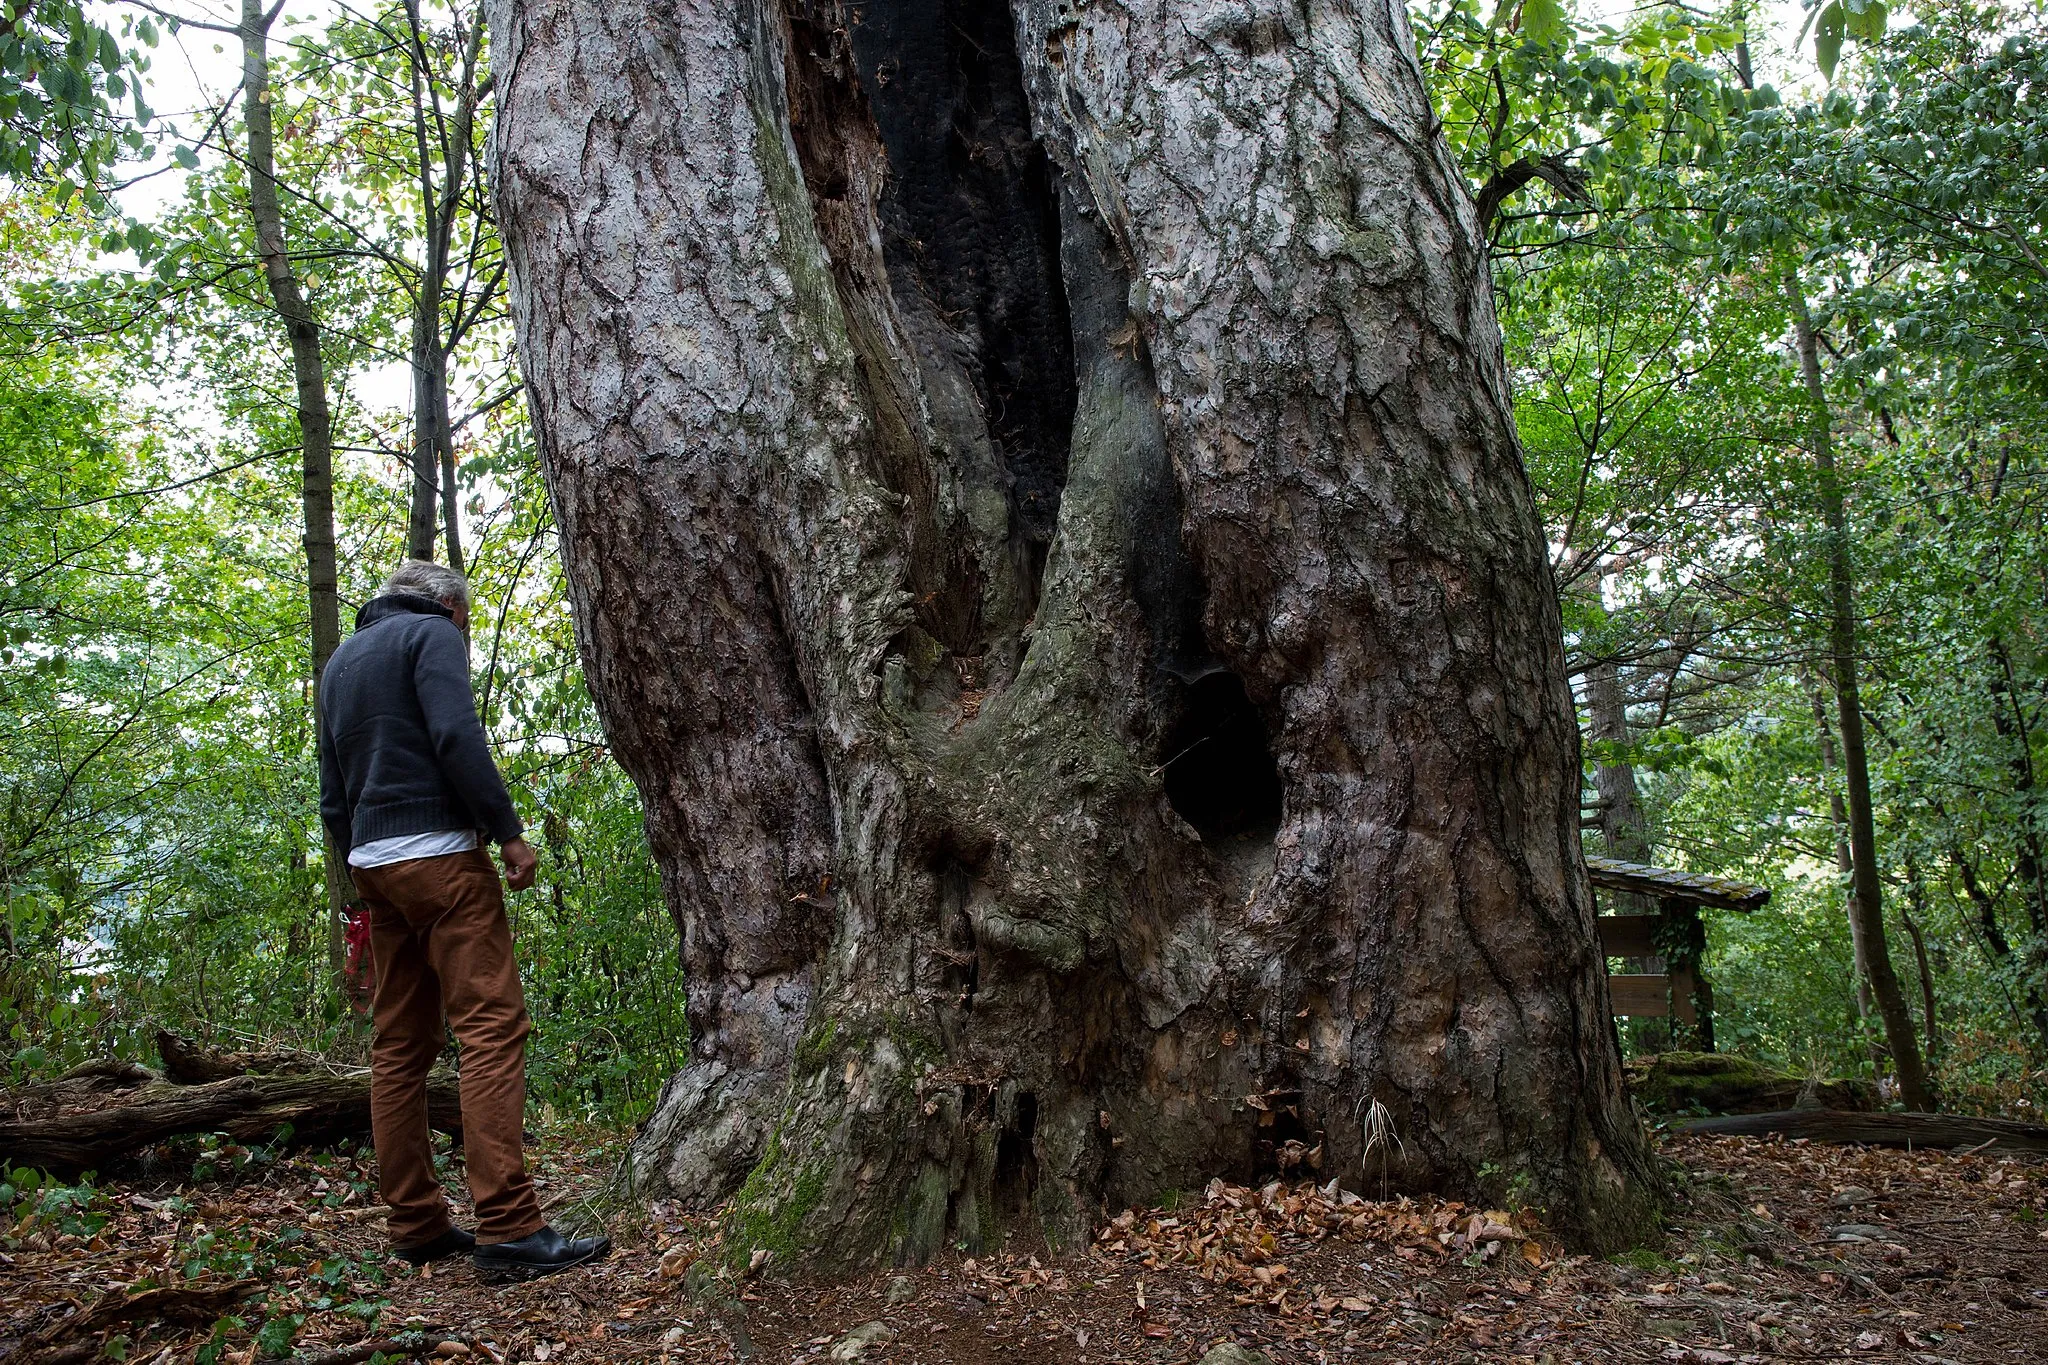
(1584, 855), (1771, 913)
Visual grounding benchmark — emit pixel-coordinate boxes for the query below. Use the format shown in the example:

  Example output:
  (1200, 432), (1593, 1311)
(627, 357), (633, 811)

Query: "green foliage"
(1423, 0), (2048, 1110)
(1802, 0), (1890, 81)
(1415, 0), (1770, 249)
(0, 4), (678, 1128)
(253, 1313), (306, 1359)
(1, 1166), (109, 1238)
(195, 1315), (249, 1365)
(0, 1), (156, 205)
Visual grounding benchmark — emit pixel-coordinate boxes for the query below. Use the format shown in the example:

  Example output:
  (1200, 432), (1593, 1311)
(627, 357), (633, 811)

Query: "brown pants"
(352, 847), (544, 1246)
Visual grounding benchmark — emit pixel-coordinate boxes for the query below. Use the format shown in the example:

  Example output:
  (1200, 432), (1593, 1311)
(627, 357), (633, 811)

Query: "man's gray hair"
(382, 559), (470, 608)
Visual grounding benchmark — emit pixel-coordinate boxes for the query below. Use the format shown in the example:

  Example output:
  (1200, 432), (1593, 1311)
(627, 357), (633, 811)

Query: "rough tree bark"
(490, 0), (1660, 1263)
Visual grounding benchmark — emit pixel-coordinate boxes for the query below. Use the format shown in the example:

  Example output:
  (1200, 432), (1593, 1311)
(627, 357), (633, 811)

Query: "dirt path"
(2, 1133), (2042, 1363)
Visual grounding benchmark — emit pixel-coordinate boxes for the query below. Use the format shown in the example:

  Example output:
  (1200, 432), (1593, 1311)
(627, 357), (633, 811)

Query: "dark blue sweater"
(317, 594), (523, 850)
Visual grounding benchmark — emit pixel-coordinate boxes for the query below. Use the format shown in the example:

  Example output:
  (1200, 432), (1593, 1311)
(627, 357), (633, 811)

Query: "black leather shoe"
(474, 1225), (611, 1282)
(394, 1226), (476, 1266)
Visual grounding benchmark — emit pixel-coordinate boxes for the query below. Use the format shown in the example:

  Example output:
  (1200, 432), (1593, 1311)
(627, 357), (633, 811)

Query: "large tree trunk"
(489, 0), (1660, 1263)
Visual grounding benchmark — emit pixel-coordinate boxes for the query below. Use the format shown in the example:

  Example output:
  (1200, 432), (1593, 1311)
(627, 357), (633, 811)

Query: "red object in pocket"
(343, 901), (375, 1008)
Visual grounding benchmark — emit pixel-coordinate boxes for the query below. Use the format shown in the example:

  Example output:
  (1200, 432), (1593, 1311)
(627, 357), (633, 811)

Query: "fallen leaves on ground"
(0, 1130), (2042, 1363)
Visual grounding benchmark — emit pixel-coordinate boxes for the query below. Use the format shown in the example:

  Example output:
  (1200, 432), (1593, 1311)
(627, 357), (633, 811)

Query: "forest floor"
(1, 1130), (2044, 1365)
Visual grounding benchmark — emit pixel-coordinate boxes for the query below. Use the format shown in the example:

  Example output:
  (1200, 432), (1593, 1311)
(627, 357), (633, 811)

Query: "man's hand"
(500, 837), (538, 891)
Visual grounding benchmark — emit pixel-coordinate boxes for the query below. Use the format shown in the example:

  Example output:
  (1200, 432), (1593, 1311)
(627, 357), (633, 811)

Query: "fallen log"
(1680, 1107), (2048, 1152)
(0, 1041), (461, 1178)
(2, 1061), (163, 1124)
(157, 1029), (326, 1085)
(1628, 1051), (1876, 1115)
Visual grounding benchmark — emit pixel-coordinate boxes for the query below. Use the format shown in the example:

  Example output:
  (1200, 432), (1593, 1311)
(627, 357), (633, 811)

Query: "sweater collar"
(356, 593), (455, 630)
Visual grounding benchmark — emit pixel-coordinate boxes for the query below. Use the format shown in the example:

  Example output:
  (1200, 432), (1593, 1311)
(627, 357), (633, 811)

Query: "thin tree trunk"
(1988, 637), (2048, 951)
(491, 0), (1661, 1261)
(1813, 688), (1878, 1042)
(1587, 660), (1652, 866)
(404, 316), (443, 561)
(1900, 854), (1939, 1062)
(1787, 279), (1932, 1110)
(1586, 661), (1654, 972)
(439, 385), (464, 574)
(1952, 843), (2048, 1051)
(400, 0), (486, 570)
(402, 0), (445, 562)
(240, 0), (349, 980)
(1588, 659), (1714, 1044)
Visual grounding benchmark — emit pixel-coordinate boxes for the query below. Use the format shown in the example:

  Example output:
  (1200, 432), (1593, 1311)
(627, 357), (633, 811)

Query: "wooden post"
(1660, 896), (1714, 1051)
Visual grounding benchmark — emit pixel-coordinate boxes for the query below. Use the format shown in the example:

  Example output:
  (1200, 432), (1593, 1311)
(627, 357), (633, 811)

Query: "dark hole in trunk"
(933, 853), (984, 1015)
(845, 0), (1076, 610)
(1160, 672), (1283, 842)
(1251, 1090), (1317, 1183)
(993, 1088), (1038, 1217)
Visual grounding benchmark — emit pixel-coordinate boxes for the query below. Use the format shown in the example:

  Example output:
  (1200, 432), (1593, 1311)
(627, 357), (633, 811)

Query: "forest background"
(2, 0), (2044, 1133)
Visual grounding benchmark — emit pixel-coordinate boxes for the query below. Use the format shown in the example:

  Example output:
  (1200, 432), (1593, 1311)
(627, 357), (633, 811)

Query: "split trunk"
(489, 0), (1659, 1264)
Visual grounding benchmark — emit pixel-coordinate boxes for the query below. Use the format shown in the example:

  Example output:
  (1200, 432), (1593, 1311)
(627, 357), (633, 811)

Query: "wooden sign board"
(1608, 970), (1699, 1024)
(1597, 916), (1658, 959)
(1608, 974), (1672, 1017)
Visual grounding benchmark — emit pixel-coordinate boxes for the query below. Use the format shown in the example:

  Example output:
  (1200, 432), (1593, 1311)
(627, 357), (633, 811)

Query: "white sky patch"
(99, 1), (413, 418)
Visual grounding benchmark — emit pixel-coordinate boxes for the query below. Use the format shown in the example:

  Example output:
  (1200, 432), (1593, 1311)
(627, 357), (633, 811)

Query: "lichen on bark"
(490, 0), (1664, 1266)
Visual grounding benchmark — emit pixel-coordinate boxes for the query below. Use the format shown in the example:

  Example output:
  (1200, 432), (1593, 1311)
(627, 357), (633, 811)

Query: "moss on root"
(791, 1015), (841, 1076)
(724, 1128), (829, 1268)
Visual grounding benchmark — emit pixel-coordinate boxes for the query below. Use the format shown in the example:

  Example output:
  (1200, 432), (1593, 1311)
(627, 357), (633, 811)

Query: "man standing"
(319, 559), (608, 1280)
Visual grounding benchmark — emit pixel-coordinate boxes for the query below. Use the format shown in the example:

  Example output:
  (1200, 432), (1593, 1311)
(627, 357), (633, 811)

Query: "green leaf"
(1523, 0), (1567, 48)
(254, 1314), (304, 1358)
(1845, 0), (1886, 44)
(1815, 1), (1845, 81)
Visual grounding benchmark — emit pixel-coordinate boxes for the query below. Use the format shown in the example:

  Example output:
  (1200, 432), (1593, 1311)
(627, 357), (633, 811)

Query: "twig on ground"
(290, 1333), (470, 1365)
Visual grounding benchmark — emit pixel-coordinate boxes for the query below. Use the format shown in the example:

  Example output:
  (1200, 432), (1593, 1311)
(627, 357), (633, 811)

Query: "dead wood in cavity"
(0, 1041), (460, 1177)
(1681, 1108), (2048, 1152)
(6, 1280), (260, 1363)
